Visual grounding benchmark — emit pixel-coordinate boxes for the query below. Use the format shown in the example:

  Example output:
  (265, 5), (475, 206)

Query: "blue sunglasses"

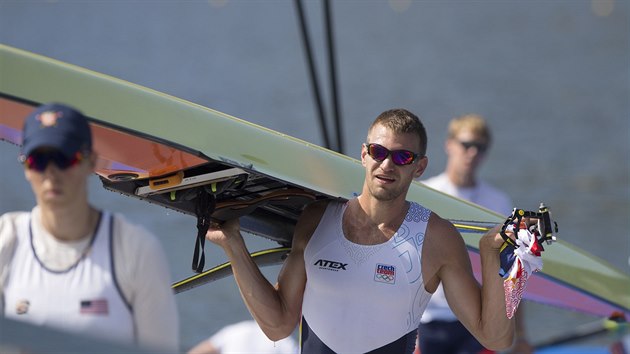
(364, 143), (420, 166)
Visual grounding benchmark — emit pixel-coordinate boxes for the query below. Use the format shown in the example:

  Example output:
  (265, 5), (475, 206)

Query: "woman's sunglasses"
(21, 150), (84, 172)
(364, 143), (420, 166)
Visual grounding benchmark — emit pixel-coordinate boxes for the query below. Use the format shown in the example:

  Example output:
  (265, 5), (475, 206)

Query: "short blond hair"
(447, 114), (491, 144)
(368, 108), (428, 156)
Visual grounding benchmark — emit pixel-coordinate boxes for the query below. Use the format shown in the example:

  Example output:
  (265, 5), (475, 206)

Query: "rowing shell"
(0, 44), (628, 320)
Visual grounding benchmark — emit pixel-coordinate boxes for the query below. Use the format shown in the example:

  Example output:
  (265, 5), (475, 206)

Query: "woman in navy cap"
(0, 103), (180, 352)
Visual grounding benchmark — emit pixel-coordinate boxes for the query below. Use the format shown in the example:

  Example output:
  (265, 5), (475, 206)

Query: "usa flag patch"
(80, 299), (109, 315)
(374, 264), (396, 284)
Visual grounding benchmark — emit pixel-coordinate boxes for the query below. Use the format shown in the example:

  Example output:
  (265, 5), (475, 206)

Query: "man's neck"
(352, 195), (408, 240)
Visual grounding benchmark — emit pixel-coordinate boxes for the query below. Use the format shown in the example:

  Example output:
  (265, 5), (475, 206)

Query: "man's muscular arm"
(427, 215), (514, 350)
(205, 201), (327, 341)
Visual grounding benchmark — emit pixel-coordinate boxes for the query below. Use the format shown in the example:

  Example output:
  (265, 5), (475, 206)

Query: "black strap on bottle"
(192, 188), (216, 273)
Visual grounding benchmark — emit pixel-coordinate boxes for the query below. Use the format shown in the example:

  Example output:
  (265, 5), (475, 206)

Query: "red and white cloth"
(503, 223), (544, 319)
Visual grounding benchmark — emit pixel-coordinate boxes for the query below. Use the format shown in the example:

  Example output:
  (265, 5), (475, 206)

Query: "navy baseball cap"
(21, 103), (92, 159)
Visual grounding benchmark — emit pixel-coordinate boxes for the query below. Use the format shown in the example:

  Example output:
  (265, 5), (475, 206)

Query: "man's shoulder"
(423, 212), (466, 279)
(301, 199), (336, 224)
(426, 211), (457, 235)
(293, 199), (333, 249)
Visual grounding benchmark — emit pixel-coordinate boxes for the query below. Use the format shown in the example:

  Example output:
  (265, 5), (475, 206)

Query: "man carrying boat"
(206, 108), (516, 353)
(0, 103), (179, 351)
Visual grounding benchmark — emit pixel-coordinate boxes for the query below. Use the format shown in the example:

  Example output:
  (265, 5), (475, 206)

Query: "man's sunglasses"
(364, 143), (420, 166)
(20, 150), (84, 172)
(457, 140), (488, 153)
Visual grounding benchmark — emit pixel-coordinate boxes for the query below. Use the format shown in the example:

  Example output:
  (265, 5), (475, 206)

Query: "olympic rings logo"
(375, 273), (395, 283)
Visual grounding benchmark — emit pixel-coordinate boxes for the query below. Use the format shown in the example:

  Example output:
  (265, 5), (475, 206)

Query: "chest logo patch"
(374, 263), (396, 284)
(15, 299), (30, 315)
(80, 299), (109, 315)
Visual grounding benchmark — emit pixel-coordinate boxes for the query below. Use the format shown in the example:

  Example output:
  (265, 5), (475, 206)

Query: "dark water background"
(1, 0), (628, 351)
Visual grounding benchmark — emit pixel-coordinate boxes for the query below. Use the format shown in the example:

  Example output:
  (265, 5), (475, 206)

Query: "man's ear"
(361, 144), (368, 167)
(414, 156), (428, 179)
(444, 138), (452, 155)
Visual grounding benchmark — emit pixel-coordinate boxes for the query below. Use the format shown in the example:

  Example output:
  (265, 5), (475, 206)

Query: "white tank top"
(3, 211), (135, 345)
(302, 201), (433, 353)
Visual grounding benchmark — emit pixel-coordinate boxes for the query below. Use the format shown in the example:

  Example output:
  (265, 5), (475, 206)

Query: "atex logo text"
(314, 259), (348, 271)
